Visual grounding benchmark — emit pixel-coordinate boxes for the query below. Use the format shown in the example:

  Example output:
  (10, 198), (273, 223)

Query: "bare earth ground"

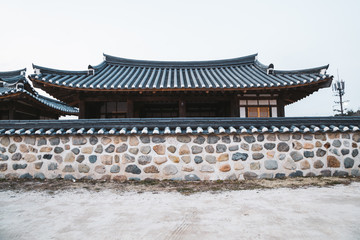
(0, 178), (359, 240)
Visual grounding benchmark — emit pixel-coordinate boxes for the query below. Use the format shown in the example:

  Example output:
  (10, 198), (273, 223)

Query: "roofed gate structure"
(29, 54), (333, 119)
(0, 69), (78, 120)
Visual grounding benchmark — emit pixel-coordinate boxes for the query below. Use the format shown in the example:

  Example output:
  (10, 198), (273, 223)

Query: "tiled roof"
(30, 54), (332, 91)
(0, 117), (358, 136)
(0, 69), (78, 114)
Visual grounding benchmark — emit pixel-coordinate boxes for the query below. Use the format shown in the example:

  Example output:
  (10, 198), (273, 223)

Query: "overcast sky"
(1, 0), (359, 117)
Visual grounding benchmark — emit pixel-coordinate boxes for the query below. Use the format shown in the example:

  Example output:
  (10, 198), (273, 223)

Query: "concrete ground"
(0, 182), (359, 240)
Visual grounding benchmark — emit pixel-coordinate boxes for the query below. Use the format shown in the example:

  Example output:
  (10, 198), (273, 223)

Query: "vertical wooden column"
(179, 98), (186, 117)
(231, 95), (240, 117)
(277, 98), (285, 117)
(8, 103), (14, 120)
(79, 100), (86, 119)
(127, 99), (134, 118)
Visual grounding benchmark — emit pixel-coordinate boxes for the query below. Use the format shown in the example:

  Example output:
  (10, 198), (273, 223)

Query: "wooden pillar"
(231, 95), (240, 117)
(179, 98), (186, 117)
(127, 99), (134, 118)
(79, 100), (86, 119)
(277, 98), (285, 117)
(8, 105), (14, 120)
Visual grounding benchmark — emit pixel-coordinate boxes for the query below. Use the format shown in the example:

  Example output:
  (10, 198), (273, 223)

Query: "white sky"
(1, 0), (359, 116)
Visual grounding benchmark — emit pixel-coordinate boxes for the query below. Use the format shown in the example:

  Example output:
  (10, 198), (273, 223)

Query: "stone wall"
(0, 132), (359, 180)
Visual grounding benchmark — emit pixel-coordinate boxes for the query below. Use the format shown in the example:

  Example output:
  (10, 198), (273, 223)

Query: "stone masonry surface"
(0, 132), (359, 180)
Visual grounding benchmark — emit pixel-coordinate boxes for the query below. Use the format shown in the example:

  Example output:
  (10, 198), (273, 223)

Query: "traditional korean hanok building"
(29, 54), (332, 119)
(0, 69), (78, 120)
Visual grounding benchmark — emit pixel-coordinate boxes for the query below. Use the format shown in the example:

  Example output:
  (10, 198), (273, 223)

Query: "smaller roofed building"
(29, 54), (333, 119)
(0, 69), (78, 120)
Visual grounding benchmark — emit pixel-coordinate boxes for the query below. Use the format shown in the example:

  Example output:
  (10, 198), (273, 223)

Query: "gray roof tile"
(0, 117), (358, 136)
(0, 69), (78, 114)
(30, 53), (332, 91)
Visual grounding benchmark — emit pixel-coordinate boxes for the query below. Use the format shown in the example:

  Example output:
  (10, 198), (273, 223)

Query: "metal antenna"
(332, 69), (346, 116)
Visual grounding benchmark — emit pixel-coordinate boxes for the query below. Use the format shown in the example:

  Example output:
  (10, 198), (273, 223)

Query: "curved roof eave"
(0, 89), (79, 114)
(254, 60), (329, 75)
(103, 53), (258, 67)
(32, 62), (106, 75)
(0, 68), (26, 78)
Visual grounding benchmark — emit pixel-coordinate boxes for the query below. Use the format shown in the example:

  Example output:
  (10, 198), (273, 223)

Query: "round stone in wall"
(277, 134), (290, 141)
(101, 137), (112, 145)
(89, 136), (98, 145)
(79, 164), (90, 173)
(194, 156), (203, 164)
(140, 146), (151, 154)
(344, 157), (354, 168)
(138, 155), (152, 165)
(122, 154), (135, 164)
(316, 149), (326, 157)
(205, 155), (216, 164)
(76, 155), (85, 163)
(264, 143), (275, 150)
(95, 165), (106, 174)
(222, 135), (231, 144)
(251, 144), (263, 151)
(163, 164), (178, 175)
(300, 160), (310, 170)
(105, 144), (115, 153)
(327, 156), (340, 168)
(72, 136), (87, 145)
(243, 172), (258, 180)
(352, 149), (359, 157)
(193, 136), (205, 144)
(179, 145), (190, 155)
(167, 146), (176, 153)
(205, 145), (214, 153)
(252, 153), (264, 160)
(154, 156), (167, 165)
(152, 136), (165, 143)
(217, 153), (229, 162)
(8, 144), (17, 153)
(89, 155), (97, 163)
(125, 164), (141, 174)
(332, 140), (342, 148)
(185, 174), (200, 181)
(264, 160), (278, 170)
(169, 155), (180, 163)
(181, 156), (191, 164)
(207, 135), (220, 144)
(290, 151), (303, 161)
(192, 145), (203, 154)
(277, 142), (290, 152)
(200, 165), (214, 173)
(313, 160), (324, 169)
(11, 153), (22, 161)
(116, 144), (128, 153)
(216, 144), (227, 153)
(144, 165), (159, 173)
(219, 164), (231, 172)
(177, 135), (191, 143)
(243, 135), (255, 143)
(232, 152), (248, 161)
(54, 147), (64, 154)
(110, 165), (120, 173)
(229, 145), (239, 151)
(250, 162), (260, 170)
(62, 165), (75, 172)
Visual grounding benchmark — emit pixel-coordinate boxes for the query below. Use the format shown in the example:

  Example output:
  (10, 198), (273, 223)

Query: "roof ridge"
(32, 62), (106, 75)
(0, 68), (26, 78)
(103, 53), (258, 67)
(254, 60), (329, 74)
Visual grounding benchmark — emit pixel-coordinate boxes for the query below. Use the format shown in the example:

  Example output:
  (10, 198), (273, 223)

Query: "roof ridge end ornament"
(267, 63), (274, 75)
(88, 65), (95, 75)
